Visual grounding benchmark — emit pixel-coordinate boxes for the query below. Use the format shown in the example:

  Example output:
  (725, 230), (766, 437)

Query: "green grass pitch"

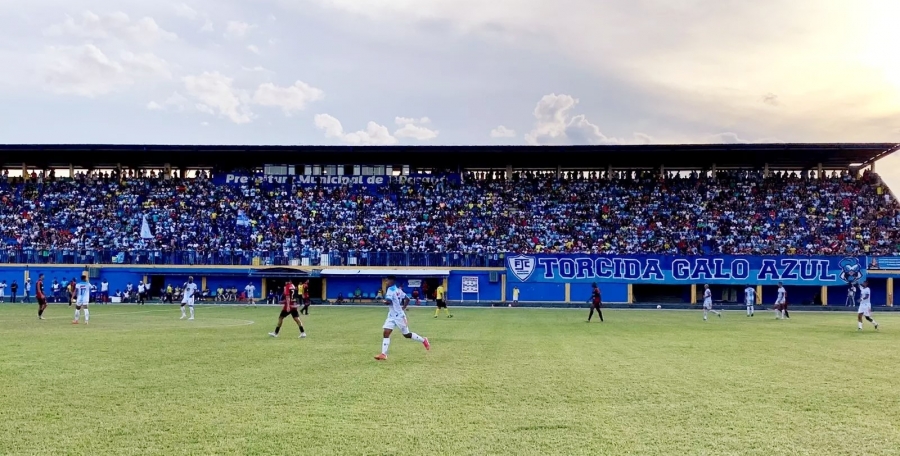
(1, 304), (899, 455)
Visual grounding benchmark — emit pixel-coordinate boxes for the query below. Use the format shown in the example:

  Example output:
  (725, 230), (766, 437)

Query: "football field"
(1, 304), (898, 455)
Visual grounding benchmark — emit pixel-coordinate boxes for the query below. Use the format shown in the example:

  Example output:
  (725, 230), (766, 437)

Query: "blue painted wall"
(448, 271), (502, 301)
(326, 277), (384, 300)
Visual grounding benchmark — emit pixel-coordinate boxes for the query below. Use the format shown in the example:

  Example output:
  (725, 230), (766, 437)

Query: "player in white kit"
(72, 275), (91, 325)
(180, 276), (198, 320)
(774, 282), (787, 319)
(856, 280), (879, 331)
(702, 284), (721, 320)
(744, 285), (755, 317)
(374, 275), (430, 360)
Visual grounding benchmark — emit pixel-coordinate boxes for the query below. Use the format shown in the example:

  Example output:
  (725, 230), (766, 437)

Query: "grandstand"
(1, 142), (899, 308)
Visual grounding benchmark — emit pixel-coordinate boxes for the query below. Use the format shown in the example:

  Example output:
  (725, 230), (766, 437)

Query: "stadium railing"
(0, 249), (506, 268)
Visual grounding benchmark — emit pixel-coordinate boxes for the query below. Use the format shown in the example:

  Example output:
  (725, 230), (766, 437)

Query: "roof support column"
(711, 163), (716, 180)
(660, 164), (665, 178)
(556, 165), (561, 180)
(871, 161), (876, 173)
(22, 163), (27, 179)
(763, 163), (769, 178)
(607, 165), (612, 180)
(164, 163), (171, 180)
(505, 165), (512, 181)
(818, 162), (824, 179)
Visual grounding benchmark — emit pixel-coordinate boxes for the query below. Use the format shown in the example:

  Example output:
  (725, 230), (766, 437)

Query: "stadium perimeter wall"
(0, 261), (895, 308)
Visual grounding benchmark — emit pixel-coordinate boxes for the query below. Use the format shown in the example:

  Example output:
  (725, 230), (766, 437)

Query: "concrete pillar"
(556, 165), (562, 180)
(564, 283), (571, 302)
(501, 274), (507, 302)
(627, 284), (633, 304)
(69, 164), (75, 179)
(888, 278), (894, 307)
(711, 164), (717, 179)
(443, 277), (449, 301)
(201, 276), (207, 291)
(322, 278), (327, 301)
(22, 163), (28, 179)
(690, 284), (697, 304)
(871, 161), (876, 173)
(756, 285), (763, 304)
(164, 163), (171, 180)
(505, 165), (512, 180)
(763, 163), (769, 178)
(607, 165), (613, 180)
(660, 165), (665, 178)
(820, 286), (828, 306)
(261, 279), (267, 299)
(818, 163), (824, 180)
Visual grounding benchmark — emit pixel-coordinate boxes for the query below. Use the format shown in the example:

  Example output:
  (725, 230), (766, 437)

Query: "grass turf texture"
(1, 305), (899, 456)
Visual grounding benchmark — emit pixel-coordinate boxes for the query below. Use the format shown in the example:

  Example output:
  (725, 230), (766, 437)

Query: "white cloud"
(394, 123), (439, 140)
(182, 71), (253, 124)
(314, 114), (399, 145)
(395, 116), (430, 125)
(146, 101), (163, 110)
(252, 81), (325, 115)
(224, 20), (254, 39)
(200, 19), (214, 32)
(44, 11), (177, 46)
(174, 4), (198, 20)
(241, 65), (270, 72)
(37, 44), (171, 97)
(247, 45), (260, 54)
(525, 94), (655, 145)
(490, 125), (516, 138)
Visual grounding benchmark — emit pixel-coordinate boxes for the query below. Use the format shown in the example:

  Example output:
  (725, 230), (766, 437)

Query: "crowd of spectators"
(0, 167), (897, 266)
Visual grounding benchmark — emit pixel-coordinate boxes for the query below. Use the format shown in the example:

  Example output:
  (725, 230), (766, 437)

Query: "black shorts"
(279, 309), (300, 318)
(37, 297), (47, 306)
(436, 299), (447, 308)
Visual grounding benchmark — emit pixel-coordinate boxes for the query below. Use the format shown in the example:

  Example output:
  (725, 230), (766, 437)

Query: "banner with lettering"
(506, 254), (867, 286)
(867, 256), (899, 270)
(212, 173), (460, 188)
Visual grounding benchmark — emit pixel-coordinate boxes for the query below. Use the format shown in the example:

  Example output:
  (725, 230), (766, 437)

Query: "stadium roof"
(1, 143), (897, 169)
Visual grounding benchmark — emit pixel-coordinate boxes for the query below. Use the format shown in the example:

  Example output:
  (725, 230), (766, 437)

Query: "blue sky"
(1, 0), (899, 182)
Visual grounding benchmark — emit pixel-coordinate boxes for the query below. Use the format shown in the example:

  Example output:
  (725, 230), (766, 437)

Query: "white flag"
(140, 214), (154, 239)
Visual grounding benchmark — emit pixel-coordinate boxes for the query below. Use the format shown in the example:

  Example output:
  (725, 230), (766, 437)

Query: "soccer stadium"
(2, 143), (900, 455)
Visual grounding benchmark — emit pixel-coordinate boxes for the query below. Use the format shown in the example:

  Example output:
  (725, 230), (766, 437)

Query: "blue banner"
(212, 173), (460, 188)
(506, 255), (867, 286)
(868, 256), (900, 270)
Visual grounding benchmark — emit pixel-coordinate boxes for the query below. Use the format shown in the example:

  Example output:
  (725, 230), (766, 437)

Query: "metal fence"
(0, 249), (506, 268)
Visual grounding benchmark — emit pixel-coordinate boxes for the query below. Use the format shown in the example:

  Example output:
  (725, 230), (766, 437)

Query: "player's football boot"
(374, 354), (387, 360)
(423, 338), (431, 351)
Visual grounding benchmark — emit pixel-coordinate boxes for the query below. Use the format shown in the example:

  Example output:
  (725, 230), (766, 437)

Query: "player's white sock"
(381, 338), (391, 355)
(84, 309), (89, 322)
(703, 310), (708, 320)
(858, 321), (863, 329)
(410, 333), (425, 343)
(181, 306), (186, 317)
(74, 309), (80, 320)
(750, 306), (754, 314)
(871, 319), (878, 327)
(781, 310), (786, 319)
(189, 306), (194, 318)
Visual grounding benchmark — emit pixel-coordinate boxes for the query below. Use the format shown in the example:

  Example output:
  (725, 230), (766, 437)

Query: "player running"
(36, 274), (48, 320)
(72, 275), (91, 325)
(268, 280), (306, 338)
(744, 285), (755, 317)
(774, 282), (788, 319)
(702, 284), (721, 320)
(857, 280), (879, 331)
(433, 283), (452, 318)
(180, 276), (198, 320)
(375, 275), (430, 360)
(588, 282), (603, 322)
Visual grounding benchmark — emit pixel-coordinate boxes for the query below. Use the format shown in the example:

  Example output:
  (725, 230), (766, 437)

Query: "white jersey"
(101, 281), (108, 292)
(744, 287), (755, 305)
(76, 281), (91, 305)
(858, 286), (872, 316)
(848, 286), (856, 297)
(0, 283), (5, 297)
(183, 282), (198, 300)
(703, 288), (712, 305)
(776, 287), (786, 304)
(385, 285), (407, 317)
(245, 285), (256, 298)
(138, 284), (145, 293)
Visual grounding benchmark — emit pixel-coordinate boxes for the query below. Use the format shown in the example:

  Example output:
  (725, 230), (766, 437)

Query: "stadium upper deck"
(0, 143), (898, 267)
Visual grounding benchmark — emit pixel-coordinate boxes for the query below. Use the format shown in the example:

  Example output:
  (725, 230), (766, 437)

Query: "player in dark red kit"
(588, 282), (603, 322)
(269, 280), (306, 338)
(300, 280), (311, 315)
(36, 273), (48, 320)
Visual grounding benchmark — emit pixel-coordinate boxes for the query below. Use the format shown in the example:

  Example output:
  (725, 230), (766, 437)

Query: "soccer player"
(857, 280), (879, 331)
(23, 278), (31, 303)
(774, 282), (788, 319)
(67, 278), (76, 306)
(36, 274), (48, 320)
(512, 286), (520, 306)
(846, 283), (857, 307)
(702, 284), (721, 320)
(0, 280), (6, 303)
(268, 280), (306, 338)
(72, 275), (91, 325)
(588, 282), (603, 322)
(375, 275), (430, 360)
(137, 282), (146, 305)
(180, 276), (198, 320)
(433, 283), (452, 318)
(300, 280), (311, 315)
(245, 282), (256, 305)
(744, 284), (755, 317)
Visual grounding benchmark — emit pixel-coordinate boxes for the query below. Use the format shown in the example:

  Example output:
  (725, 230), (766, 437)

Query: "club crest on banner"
(507, 255), (536, 282)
